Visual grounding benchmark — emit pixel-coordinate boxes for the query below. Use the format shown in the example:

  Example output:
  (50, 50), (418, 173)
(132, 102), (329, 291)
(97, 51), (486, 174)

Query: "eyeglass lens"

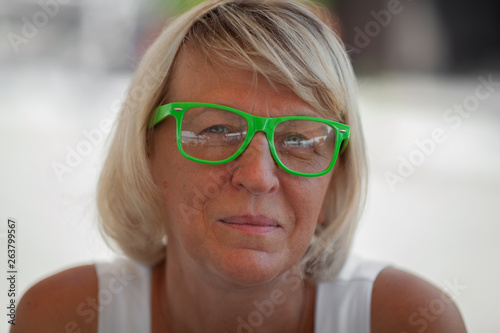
(180, 106), (336, 174)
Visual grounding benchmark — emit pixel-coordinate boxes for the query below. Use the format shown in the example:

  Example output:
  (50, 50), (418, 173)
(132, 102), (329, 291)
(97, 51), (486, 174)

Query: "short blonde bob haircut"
(97, 0), (366, 281)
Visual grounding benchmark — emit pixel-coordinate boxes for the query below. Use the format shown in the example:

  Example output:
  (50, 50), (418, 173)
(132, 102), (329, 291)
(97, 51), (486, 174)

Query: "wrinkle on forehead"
(170, 47), (317, 118)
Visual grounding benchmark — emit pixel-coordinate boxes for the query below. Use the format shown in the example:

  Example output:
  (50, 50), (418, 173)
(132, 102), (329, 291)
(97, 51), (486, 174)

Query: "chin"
(209, 248), (288, 287)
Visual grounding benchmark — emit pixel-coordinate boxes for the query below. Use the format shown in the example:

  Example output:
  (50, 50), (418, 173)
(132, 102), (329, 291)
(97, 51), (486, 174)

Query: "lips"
(219, 215), (280, 234)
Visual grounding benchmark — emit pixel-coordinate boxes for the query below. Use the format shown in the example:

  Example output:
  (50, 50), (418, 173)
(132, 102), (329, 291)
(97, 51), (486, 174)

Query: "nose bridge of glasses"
(249, 114), (275, 138)
(241, 114), (276, 161)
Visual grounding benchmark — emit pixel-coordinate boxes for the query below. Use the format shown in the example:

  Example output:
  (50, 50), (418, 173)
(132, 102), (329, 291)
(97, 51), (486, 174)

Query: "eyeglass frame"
(148, 102), (350, 177)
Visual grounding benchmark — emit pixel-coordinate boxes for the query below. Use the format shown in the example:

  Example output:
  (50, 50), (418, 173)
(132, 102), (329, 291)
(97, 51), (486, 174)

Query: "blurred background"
(1, 0), (499, 331)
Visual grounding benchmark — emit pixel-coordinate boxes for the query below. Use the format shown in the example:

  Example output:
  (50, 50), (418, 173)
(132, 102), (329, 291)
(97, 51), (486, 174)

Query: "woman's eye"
(203, 125), (230, 134)
(282, 134), (311, 147)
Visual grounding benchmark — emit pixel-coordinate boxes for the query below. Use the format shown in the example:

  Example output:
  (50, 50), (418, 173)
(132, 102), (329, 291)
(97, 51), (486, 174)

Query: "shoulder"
(11, 265), (98, 333)
(371, 267), (467, 333)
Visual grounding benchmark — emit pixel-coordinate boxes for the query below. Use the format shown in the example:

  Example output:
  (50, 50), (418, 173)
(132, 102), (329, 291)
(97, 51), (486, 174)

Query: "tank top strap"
(314, 255), (389, 333)
(94, 258), (152, 333)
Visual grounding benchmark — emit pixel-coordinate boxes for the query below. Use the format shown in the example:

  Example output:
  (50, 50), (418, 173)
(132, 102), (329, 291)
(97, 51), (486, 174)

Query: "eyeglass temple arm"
(339, 138), (349, 154)
(338, 126), (350, 154)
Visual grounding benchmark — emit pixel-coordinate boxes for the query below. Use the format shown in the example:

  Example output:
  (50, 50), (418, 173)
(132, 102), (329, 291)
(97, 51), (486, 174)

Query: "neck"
(153, 252), (315, 333)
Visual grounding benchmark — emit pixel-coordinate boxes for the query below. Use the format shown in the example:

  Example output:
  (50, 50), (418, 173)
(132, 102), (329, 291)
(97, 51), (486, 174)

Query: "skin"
(11, 50), (468, 333)
(147, 49), (331, 332)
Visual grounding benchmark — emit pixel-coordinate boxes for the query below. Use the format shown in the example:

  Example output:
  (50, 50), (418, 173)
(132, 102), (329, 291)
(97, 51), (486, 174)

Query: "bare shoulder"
(12, 264), (98, 333)
(371, 267), (467, 333)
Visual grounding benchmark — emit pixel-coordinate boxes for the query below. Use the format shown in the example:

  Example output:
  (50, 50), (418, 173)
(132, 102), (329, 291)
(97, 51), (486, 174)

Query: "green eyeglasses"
(148, 102), (350, 177)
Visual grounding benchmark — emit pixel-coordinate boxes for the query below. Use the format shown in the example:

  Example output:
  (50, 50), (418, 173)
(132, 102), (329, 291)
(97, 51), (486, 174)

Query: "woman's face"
(149, 51), (334, 286)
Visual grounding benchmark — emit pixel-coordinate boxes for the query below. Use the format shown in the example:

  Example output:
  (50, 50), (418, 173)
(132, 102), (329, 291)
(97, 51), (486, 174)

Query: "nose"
(229, 132), (280, 194)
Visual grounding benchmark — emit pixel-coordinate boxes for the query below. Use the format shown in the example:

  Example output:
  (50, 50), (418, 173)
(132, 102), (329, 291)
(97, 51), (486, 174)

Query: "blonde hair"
(97, 0), (366, 281)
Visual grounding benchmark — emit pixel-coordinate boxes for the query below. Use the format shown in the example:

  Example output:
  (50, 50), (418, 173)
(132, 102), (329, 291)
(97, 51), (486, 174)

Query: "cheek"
(150, 125), (201, 228)
(287, 178), (329, 222)
(162, 165), (205, 221)
(159, 169), (207, 254)
(160, 160), (228, 240)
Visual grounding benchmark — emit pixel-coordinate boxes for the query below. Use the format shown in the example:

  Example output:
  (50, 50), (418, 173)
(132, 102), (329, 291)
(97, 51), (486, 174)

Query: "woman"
(14, 0), (466, 332)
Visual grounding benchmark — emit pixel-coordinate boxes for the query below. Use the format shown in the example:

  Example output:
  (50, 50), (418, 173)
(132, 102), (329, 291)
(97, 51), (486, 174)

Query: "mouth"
(219, 215), (281, 234)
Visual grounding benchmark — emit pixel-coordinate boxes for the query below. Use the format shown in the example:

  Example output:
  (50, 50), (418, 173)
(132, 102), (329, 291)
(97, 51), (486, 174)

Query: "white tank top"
(95, 256), (388, 333)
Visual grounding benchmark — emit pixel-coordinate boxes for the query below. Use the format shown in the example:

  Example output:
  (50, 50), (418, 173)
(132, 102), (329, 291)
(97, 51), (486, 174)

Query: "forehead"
(168, 48), (319, 118)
